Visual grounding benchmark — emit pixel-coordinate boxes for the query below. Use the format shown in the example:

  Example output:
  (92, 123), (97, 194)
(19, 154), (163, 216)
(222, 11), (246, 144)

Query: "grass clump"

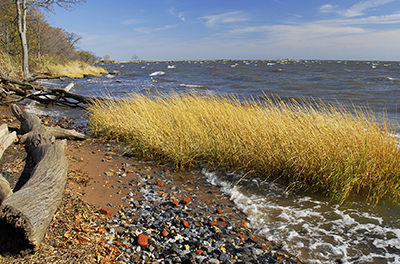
(35, 57), (107, 78)
(0, 50), (23, 79)
(87, 92), (400, 204)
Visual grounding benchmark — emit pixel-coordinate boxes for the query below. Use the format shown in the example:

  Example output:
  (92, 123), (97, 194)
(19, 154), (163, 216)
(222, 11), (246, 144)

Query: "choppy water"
(29, 60), (400, 263)
(205, 169), (400, 264)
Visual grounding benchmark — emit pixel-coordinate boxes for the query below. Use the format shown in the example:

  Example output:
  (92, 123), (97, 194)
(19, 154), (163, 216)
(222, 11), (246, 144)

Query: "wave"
(368, 76), (397, 82)
(179, 83), (208, 89)
(149, 71), (166, 76)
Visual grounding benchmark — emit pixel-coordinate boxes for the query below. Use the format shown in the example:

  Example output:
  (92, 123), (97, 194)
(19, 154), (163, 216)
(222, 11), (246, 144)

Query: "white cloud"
(320, 4), (337, 13)
(291, 13), (303, 18)
(341, 0), (395, 17)
(229, 23), (366, 40)
(202, 11), (248, 27)
(178, 12), (186, 22)
(155, 24), (179, 31)
(320, 0), (395, 17)
(229, 11), (400, 37)
(219, 7), (400, 60)
(122, 19), (143, 25)
(321, 13), (400, 25)
(170, 8), (186, 22)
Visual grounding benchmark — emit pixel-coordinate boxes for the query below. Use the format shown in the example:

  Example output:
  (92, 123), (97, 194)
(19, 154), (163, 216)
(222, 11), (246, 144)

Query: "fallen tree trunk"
(0, 74), (108, 108)
(0, 105), (69, 254)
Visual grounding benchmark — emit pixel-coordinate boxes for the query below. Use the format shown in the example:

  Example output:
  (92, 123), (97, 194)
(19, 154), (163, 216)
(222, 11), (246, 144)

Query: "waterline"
(204, 169), (400, 263)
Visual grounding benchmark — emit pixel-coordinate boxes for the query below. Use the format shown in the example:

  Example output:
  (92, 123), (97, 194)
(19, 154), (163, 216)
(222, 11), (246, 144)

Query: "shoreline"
(0, 104), (302, 263)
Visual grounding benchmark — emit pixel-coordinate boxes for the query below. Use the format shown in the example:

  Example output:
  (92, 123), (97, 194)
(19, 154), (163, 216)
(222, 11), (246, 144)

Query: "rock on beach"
(93, 162), (301, 264)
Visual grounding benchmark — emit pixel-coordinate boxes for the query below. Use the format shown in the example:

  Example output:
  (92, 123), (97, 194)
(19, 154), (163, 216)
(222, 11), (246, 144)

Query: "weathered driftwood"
(0, 124), (17, 204)
(0, 175), (12, 204)
(0, 74), (108, 108)
(0, 124), (17, 158)
(18, 125), (86, 144)
(0, 105), (69, 253)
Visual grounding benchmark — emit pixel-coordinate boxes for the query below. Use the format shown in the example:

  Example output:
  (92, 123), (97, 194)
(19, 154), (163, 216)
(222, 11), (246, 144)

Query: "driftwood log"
(0, 124), (17, 204)
(0, 73), (107, 108)
(0, 104), (85, 254)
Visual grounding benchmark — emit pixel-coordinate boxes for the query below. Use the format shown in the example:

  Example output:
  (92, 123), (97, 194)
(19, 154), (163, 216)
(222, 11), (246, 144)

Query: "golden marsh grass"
(87, 93), (400, 204)
(44, 60), (107, 78)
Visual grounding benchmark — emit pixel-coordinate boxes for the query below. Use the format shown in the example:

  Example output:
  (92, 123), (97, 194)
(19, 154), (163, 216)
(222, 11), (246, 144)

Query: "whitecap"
(179, 84), (207, 89)
(149, 71), (166, 76)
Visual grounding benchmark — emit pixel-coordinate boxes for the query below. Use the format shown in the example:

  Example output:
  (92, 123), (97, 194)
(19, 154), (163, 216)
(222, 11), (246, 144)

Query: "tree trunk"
(0, 105), (68, 254)
(16, 0), (30, 80)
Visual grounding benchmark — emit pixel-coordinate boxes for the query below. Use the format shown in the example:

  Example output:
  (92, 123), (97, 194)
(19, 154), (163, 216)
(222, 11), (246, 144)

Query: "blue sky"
(49, 0), (400, 61)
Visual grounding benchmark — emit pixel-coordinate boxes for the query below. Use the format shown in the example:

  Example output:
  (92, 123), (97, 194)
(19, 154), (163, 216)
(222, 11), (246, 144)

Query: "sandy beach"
(0, 104), (301, 264)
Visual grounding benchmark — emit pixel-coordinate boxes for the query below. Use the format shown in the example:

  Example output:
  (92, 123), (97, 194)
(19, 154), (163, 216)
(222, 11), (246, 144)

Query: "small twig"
(235, 170), (255, 185)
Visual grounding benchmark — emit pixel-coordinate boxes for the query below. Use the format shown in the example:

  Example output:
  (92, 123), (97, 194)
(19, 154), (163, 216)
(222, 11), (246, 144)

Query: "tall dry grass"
(0, 50), (23, 79)
(87, 92), (400, 204)
(35, 58), (107, 78)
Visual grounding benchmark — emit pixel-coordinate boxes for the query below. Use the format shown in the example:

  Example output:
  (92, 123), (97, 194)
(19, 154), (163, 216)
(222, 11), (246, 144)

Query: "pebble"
(99, 207), (112, 215)
(99, 169), (300, 264)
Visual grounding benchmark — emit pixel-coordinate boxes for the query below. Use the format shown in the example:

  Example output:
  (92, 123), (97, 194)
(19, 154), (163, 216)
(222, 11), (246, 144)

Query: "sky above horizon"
(48, 0), (400, 61)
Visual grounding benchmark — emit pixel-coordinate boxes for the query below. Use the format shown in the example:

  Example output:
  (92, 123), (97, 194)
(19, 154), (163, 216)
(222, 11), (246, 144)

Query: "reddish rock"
(100, 207), (112, 215)
(217, 221), (227, 227)
(181, 219), (189, 227)
(105, 153), (112, 157)
(137, 234), (149, 247)
(216, 208), (223, 214)
(163, 168), (170, 174)
(162, 230), (169, 237)
(218, 216), (226, 222)
(235, 233), (246, 240)
(189, 180), (194, 185)
(111, 165), (118, 168)
(172, 200), (179, 206)
(196, 249), (204, 255)
(157, 181), (164, 187)
(209, 220), (218, 226)
(182, 197), (191, 204)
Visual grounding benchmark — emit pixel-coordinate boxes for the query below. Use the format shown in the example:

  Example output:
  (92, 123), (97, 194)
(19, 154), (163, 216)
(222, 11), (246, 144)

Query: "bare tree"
(16, 0), (29, 80)
(64, 30), (81, 48)
(132, 53), (140, 61)
(15, 0), (86, 80)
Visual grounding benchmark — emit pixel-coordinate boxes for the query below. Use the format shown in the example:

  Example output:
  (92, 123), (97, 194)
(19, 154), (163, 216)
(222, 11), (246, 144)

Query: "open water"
(31, 60), (400, 263)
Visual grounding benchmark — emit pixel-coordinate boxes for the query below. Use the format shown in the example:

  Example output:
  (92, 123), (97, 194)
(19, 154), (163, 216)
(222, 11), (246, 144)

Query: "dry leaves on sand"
(0, 188), (123, 264)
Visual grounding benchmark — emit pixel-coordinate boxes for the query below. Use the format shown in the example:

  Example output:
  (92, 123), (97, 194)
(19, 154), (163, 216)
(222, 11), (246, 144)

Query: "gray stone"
(220, 253), (231, 261)
(209, 258), (220, 264)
